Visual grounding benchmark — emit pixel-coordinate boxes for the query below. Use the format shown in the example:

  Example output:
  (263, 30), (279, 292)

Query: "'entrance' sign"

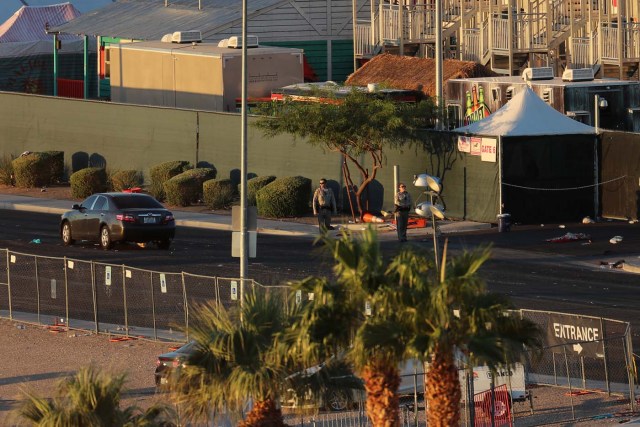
(546, 314), (604, 358)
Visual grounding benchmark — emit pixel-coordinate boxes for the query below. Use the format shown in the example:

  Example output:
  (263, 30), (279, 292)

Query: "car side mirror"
(72, 204), (81, 210)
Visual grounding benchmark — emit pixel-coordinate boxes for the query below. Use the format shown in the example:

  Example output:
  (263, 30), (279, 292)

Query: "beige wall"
(0, 92), (430, 211)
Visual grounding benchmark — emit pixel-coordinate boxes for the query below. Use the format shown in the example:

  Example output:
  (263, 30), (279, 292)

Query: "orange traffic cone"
(361, 212), (384, 223)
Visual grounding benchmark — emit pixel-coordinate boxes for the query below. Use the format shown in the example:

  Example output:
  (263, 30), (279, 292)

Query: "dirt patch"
(0, 318), (168, 423)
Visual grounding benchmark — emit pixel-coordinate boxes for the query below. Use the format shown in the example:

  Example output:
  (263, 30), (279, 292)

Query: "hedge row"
(10, 154), (316, 218)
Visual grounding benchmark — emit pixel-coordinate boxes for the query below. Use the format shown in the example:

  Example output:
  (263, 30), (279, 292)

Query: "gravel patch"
(0, 318), (171, 424)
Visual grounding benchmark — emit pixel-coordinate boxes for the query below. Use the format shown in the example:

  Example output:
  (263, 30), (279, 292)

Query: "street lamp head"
(413, 173), (442, 193)
(415, 201), (430, 218)
(415, 201), (445, 219)
(429, 203), (445, 219)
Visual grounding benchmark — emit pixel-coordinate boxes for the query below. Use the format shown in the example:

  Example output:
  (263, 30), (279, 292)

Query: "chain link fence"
(1, 249), (637, 425)
(0, 248), (288, 342)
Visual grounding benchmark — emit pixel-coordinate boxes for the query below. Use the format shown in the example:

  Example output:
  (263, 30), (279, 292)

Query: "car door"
(74, 195), (98, 240)
(84, 195), (109, 241)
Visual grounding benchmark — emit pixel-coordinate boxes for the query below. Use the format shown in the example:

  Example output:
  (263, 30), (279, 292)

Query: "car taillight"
(163, 214), (175, 224)
(116, 214), (136, 223)
(156, 359), (162, 367)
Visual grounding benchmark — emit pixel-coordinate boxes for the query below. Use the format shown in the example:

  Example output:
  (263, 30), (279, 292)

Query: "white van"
(397, 359), (527, 402)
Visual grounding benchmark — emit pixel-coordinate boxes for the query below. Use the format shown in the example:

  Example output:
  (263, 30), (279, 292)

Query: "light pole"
(435, 0), (443, 129)
(413, 173), (444, 271)
(240, 0), (248, 305)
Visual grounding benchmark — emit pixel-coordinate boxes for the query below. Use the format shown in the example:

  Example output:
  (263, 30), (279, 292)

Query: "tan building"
(109, 40), (304, 112)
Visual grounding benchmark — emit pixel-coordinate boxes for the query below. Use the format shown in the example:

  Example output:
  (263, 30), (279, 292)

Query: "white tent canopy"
(0, 1), (114, 24)
(0, 3), (93, 57)
(453, 86), (596, 136)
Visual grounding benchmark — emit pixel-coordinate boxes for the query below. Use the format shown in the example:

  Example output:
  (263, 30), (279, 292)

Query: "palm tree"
(171, 289), (298, 426)
(15, 365), (174, 426)
(402, 242), (543, 426)
(288, 227), (419, 427)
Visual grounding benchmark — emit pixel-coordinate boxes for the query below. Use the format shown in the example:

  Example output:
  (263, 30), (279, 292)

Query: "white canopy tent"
(448, 86), (599, 224)
(454, 86), (596, 136)
(0, 0), (114, 24)
(0, 3), (88, 57)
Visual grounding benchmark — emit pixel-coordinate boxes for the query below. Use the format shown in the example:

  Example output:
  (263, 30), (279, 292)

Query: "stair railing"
(601, 22), (619, 60)
(355, 20), (375, 56)
(624, 22), (640, 60)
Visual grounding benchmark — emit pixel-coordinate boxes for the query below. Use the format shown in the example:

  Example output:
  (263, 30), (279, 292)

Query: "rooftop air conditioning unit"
(227, 35), (259, 48)
(522, 67), (554, 81)
(562, 68), (595, 82)
(171, 30), (202, 43)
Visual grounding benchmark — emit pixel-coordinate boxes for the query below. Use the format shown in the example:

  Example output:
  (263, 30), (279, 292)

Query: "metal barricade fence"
(1, 249), (637, 425)
(0, 248), (287, 343)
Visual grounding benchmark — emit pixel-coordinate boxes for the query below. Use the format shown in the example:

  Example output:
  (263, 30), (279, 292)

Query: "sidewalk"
(0, 193), (491, 239)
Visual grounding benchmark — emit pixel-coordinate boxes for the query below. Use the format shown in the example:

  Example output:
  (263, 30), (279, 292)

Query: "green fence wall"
(0, 92), (438, 215)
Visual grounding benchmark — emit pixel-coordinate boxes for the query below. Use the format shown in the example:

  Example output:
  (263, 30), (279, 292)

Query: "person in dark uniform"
(394, 183), (413, 242)
(312, 178), (337, 231)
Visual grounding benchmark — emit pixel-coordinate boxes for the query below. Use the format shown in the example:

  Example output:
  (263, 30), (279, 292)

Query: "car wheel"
(326, 390), (349, 412)
(157, 239), (171, 250)
(100, 226), (112, 250)
(61, 221), (74, 245)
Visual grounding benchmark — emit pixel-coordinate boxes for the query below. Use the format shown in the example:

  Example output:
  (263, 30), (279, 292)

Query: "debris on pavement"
(609, 235), (624, 244)
(599, 260), (625, 269)
(582, 216), (595, 224)
(29, 238), (41, 244)
(546, 232), (591, 243)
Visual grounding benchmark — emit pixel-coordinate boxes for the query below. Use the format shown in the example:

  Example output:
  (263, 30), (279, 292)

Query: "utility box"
(109, 40), (304, 112)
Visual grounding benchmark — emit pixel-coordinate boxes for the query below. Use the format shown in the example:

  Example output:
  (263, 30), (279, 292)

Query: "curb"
(622, 262), (640, 274)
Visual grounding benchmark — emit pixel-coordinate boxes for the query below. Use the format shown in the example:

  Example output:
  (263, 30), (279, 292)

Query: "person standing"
(312, 178), (337, 231)
(394, 183), (413, 242)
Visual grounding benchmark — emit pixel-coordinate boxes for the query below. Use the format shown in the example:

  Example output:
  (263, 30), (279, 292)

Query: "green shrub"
(109, 169), (143, 191)
(256, 176), (311, 218)
(203, 179), (236, 209)
(180, 167), (217, 188)
(148, 160), (191, 200)
(12, 152), (51, 188)
(42, 151), (64, 184)
(0, 154), (15, 185)
(163, 167), (216, 207)
(70, 167), (107, 199)
(244, 175), (276, 206)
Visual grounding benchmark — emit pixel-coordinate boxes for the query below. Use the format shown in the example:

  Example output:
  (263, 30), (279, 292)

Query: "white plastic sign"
(231, 281), (238, 300)
(51, 279), (56, 299)
(295, 290), (302, 304)
(105, 266), (111, 286)
(160, 274), (167, 294)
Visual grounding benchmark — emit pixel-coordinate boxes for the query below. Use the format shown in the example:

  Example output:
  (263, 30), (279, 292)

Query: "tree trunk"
(361, 359), (401, 427)
(238, 398), (287, 427)
(426, 347), (461, 427)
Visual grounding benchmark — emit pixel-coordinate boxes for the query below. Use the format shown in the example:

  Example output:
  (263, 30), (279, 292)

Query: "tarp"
(453, 86), (596, 136)
(600, 130), (640, 220)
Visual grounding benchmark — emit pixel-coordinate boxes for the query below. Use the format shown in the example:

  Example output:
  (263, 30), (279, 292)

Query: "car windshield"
(112, 195), (164, 209)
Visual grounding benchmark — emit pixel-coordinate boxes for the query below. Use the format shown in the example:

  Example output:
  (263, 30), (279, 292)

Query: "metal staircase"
(353, 0), (640, 79)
